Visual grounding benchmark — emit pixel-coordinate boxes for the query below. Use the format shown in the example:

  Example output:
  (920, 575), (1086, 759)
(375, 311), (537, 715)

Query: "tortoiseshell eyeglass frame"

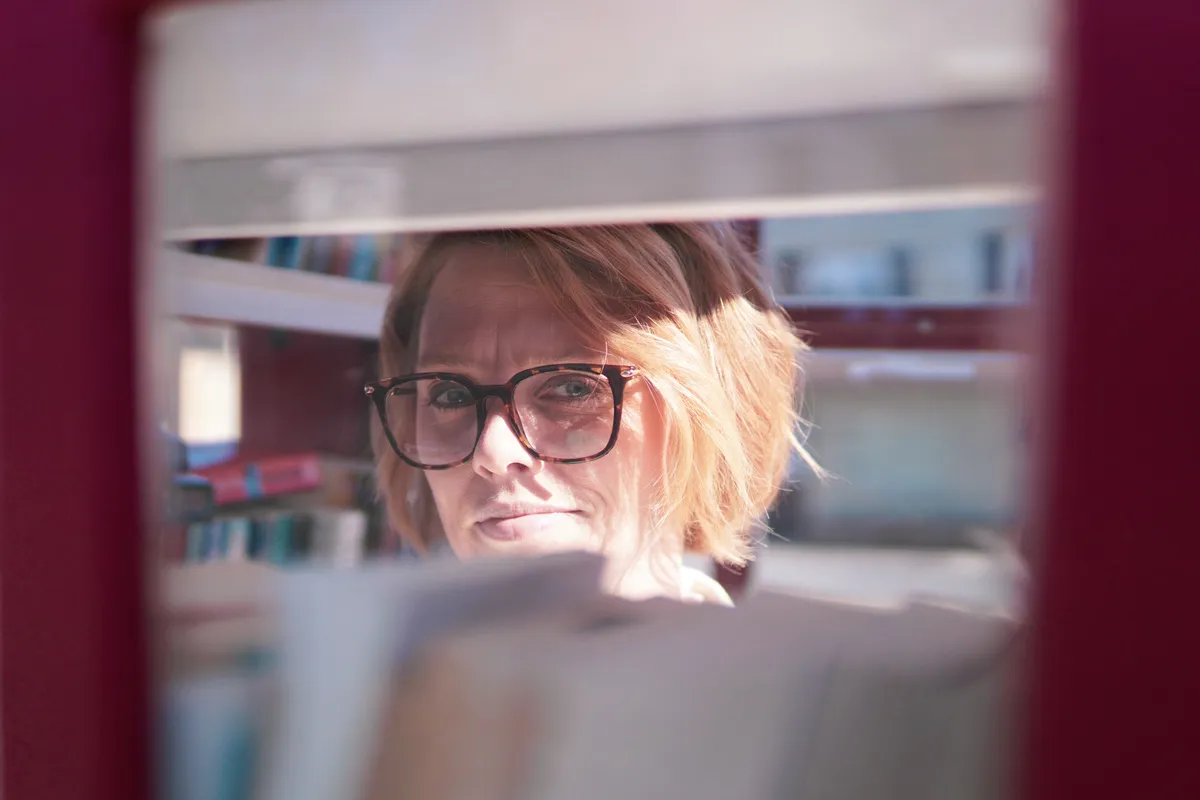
(364, 363), (639, 470)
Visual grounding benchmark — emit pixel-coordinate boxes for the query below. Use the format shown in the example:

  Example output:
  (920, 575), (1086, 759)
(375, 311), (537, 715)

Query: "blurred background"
(163, 201), (1032, 609)
(151, 0), (1046, 611)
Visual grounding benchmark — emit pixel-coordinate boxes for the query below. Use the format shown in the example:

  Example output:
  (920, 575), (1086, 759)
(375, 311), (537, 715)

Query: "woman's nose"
(471, 397), (541, 479)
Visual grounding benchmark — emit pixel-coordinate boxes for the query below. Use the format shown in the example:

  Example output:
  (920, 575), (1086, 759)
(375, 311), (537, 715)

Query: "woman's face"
(415, 244), (673, 594)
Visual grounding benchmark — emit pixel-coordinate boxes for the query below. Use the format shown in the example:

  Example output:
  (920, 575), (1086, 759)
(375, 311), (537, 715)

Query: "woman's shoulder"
(679, 566), (735, 607)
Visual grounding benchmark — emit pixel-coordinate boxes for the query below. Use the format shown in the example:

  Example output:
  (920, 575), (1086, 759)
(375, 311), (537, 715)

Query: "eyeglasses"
(365, 363), (638, 470)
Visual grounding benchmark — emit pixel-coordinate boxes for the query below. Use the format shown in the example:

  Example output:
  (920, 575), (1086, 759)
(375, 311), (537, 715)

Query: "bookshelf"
(168, 249), (389, 339)
(166, 248), (1025, 382)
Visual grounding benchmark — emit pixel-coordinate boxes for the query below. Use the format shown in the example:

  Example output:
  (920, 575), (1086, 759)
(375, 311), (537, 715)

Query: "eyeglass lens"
(384, 369), (616, 465)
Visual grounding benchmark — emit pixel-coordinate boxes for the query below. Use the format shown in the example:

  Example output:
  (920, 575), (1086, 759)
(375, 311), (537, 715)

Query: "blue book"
(200, 521), (219, 562)
(302, 236), (335, 273)
(161, 673), (260, 800)
(185, 522), (206, 562)
(265, 237), (304, 269)
(214, 519), (231, 559)
(269, 515), (293, 565)
(247, 518), (266, 561)
(347, 235), (377, 281)
(263, 238), (282, 267)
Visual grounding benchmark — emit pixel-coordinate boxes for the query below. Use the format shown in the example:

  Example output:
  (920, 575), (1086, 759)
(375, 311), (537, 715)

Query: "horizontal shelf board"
(777, 295), (1026, 308)
(159, 102), (1038, 240)
(167, 249), (391, 339)
(165, 250), (1023, 383)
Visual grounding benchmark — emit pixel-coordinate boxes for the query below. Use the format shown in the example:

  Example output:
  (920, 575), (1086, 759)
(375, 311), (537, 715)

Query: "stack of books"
(168, 453), (388, 568)
(185, 234), (406, 284)
(162, 552), (1018, 800)
(180, 507), (376, 567)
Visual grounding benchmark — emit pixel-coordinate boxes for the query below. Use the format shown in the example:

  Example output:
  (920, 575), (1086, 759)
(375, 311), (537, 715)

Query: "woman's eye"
(429, 384), (472, 408)
(544, 377), (600, 400)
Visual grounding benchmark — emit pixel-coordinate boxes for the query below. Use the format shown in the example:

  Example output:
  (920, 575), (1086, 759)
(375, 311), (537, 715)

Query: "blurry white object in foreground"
(162, 551), (1019, 800)
(367, 582), (1016, 800)
(258, 551), (607, 800)
(714, 541), (1026, 614)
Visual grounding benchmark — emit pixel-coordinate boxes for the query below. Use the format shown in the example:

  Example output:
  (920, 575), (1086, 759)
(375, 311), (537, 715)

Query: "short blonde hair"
(376, 222), (813, 566)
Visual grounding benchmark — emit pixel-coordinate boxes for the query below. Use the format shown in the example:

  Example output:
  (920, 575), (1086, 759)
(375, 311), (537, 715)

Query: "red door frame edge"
(1025, 1), (1200, 799)
(0, 2), (150, 800)
(5, 1), (1200, 798)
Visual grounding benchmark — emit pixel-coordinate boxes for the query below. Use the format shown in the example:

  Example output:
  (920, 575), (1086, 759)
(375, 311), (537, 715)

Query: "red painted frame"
(3, 2), (1199, 799)
(0, 2), (150, 800)
(1023, 1), (1200, 798)
(786, 305), (1024, 351)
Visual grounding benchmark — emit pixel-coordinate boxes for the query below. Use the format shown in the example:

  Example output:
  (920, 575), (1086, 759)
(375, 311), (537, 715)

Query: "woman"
(366, 222), (813, 604)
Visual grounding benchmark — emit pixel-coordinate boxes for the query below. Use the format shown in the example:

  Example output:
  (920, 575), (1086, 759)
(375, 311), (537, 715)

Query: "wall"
(237, 326), (378, 461)
(786, 375), (1024, 545)
(761, 205), (1033, 303)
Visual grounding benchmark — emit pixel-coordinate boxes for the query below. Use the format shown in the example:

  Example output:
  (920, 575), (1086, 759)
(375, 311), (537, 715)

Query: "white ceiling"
(149, 0), (1048, 160)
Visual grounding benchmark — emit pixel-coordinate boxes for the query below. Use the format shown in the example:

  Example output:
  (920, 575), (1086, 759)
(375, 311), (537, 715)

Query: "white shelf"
(151, 0), (1044, 160)
(158, 103), (1036, 241)
(802, 349), (1022, 383)
(165, 250), (1023, 382)
(166, 249), (390, 339)
(774, 295), (1025, 309)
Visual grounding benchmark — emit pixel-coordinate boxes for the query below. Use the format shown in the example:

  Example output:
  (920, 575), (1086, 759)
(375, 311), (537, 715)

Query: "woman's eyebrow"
(416, 351), (606, 372)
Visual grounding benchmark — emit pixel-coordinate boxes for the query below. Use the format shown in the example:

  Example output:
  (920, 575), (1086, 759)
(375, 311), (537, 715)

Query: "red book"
(330, 236), (355, 278)
(195, 453), (324, 505)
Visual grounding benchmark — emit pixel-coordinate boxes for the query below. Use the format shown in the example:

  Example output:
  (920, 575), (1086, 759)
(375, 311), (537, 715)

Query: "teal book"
(347, 235), (377, 281)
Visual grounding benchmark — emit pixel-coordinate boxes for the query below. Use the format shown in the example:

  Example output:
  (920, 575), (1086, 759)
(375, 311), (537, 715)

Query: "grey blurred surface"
(694, 543), (1024, 613)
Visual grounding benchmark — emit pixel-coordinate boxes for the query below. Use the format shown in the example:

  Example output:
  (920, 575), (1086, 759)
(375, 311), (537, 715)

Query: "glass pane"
(385, 378), (478, 467)
(514, 371), (616, 460)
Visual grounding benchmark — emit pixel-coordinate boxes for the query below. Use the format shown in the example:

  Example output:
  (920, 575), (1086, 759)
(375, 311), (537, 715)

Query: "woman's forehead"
(427, 243), (546, 306)
(417, 244), (598, 369)
(422, 243), (559, 326)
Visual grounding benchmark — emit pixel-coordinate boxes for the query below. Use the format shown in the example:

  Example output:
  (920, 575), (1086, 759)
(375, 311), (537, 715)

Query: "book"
(194, 238), (267, 263)
(300, 235), (336, 274)
(161, 552), (1018, 800)
(194, 453), (326, 505)
(346, 234), (378, 281)
(256, 551), (608, 800)
(329, 235), (355, 277)
(161, 670), (263, 800)
(265, 237), (305, 270)
(160, 561), (279, 800)
(180, 508), (376, 568)
(364, 595), (721, 800)
(362, 585), (1015, 800)
(176, 454), (383, 570)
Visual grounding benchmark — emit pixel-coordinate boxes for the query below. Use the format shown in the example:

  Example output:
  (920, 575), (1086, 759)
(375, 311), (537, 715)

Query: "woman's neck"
(604, 541), (687, 601)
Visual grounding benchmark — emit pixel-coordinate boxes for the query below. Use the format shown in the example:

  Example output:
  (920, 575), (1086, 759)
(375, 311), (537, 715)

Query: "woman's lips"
(475, 510), (581, 541)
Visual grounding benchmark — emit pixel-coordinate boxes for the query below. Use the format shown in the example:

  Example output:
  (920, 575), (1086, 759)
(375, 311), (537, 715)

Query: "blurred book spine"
(182, 505), (378, 567)
(195, 453), (325, 505)
(181, 234), (405, 284)
(179, 452), (386, 566)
